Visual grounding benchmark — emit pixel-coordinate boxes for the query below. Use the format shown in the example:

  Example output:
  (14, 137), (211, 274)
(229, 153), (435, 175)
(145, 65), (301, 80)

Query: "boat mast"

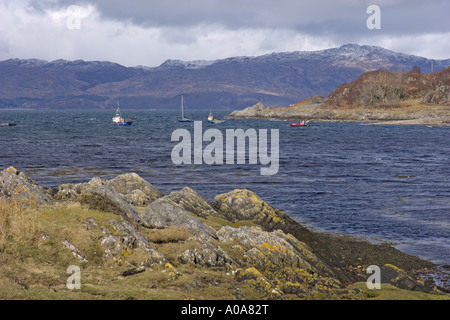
(181, 95), (184, 119)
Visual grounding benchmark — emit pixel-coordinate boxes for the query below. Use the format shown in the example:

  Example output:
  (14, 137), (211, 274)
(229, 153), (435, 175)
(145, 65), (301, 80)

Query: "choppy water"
(1, 109), (449, 264)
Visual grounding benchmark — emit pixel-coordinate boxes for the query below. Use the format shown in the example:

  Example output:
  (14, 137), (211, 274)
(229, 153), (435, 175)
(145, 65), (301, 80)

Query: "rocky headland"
(227, 67), (450, 126)
(0, 167), (448, 300)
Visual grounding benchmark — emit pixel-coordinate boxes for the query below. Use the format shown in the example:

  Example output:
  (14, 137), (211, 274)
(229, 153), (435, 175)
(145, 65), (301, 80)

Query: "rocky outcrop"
(52, 173), (174, 272)
(213, 189), (320, 247)
(103, 173), (164, 205)
(105, 217), (172, 268)
(379, 264), (429, 292)
(1, 169), (443, 298)
(0, 167), (53, 206)
(141, 197), (217, 240)
(213, 189), (288, 226)
(79, 185), (144, 225)
(226, 102), (314, 120)
(166, 187), (220, 219)
(212, 188), (435, 290)
(178, 241), (237, 268)
(217, 226), (328, 275)
(215, 226), (351, 298)
(227, 102), (269, 119)
(55, 173), (163, 206)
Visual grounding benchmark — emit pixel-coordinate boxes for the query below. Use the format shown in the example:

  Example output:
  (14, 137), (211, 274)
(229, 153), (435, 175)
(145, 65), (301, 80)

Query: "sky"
(0, 0), (449, 67)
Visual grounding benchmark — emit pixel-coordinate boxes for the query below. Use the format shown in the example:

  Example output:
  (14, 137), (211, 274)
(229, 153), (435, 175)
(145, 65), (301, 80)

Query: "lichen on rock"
(1, 169), (444, 299)
(213, 189), (288, 228)
(0, 167), (53, 206)
(166, 187), (220, 219)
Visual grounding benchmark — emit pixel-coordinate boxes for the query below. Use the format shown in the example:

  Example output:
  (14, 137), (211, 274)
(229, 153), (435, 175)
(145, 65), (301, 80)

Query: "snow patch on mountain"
(157, 59), (219, 69)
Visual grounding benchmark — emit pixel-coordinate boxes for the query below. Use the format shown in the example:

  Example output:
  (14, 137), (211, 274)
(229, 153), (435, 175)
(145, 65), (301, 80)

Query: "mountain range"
(1, 44), (449, 110)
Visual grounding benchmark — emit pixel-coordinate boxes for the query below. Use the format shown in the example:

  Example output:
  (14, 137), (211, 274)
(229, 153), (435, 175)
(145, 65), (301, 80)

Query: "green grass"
(0, 199), (263, 300)
(1, 198), (448, 300)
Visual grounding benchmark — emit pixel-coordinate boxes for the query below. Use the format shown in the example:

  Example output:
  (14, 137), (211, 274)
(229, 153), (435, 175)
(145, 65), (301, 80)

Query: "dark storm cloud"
(3, 0), (449, 66)
(41, 0), (450, 37)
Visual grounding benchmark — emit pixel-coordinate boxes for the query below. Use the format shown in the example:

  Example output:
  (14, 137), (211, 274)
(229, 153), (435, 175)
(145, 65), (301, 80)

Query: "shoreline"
(228, 116), (450, 126)
(225, 101), (450, 127)
(1, 166), (449, 299)
(227, 112), (450, 127)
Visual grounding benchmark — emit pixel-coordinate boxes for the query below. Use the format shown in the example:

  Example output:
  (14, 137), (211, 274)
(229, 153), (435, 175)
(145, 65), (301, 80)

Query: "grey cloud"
(6, 0), (450, 65)
(39, 0), (450, 39)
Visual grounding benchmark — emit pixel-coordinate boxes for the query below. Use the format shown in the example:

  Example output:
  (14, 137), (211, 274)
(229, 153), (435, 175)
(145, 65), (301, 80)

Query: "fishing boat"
(111, 103), (132, 126)
(177, 96), (193, 122)
(207, 110), (225, 124)
(290, 120), (309, 127)
(207, 110), (214, 122)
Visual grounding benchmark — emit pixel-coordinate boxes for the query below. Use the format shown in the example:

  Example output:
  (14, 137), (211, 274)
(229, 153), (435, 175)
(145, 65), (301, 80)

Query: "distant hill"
(227, 66), (450, 126)
(1, 44), (449, 110)
(323, 66), (450, 108)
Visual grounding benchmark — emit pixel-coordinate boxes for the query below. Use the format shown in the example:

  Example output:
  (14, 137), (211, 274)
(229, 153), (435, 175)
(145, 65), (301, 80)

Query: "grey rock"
(178, 241), (238, 268)
(0, 167), (52, 206)
(166, 187), (219, 219)
(227, 102), (267, 118)
(81, 185), (143, 225)
(62, 239), (88, 262)
(380, 264), (428, 292)
(55, 172), (163, 207)
(56, 177), (145, 225)
(107, 217), (170, 267)
(81, 218), (98, 230)
(106, 173), (164, 206)
(217, 226), (332, 276)
(141, 197), (217, 240)
(213, 189), (288, 228)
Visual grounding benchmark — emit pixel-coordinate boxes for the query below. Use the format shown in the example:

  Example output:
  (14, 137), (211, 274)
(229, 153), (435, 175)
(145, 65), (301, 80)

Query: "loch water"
(1, 109), (449, 264)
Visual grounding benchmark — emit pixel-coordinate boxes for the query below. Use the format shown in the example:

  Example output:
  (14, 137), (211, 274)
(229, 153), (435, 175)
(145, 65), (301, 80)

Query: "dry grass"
(0, 198), (448, 300)
(0, 200), (252, 300)
(143, 226), (192, 244)
(0, 198), (40, 255)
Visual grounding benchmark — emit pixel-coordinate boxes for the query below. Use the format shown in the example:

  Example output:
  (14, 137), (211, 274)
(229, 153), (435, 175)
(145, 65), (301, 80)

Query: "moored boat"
(207, 110), (214, 123)
(177, 96), (193, 122)
(290, 120), (309, 127)
(111, 103), (132, 126)
(207, 110), (225, 124)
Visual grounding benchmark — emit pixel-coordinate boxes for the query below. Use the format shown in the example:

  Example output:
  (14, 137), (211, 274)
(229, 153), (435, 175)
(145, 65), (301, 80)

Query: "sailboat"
(178, 95), (193, 122)
(111, 102), (132, 126)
